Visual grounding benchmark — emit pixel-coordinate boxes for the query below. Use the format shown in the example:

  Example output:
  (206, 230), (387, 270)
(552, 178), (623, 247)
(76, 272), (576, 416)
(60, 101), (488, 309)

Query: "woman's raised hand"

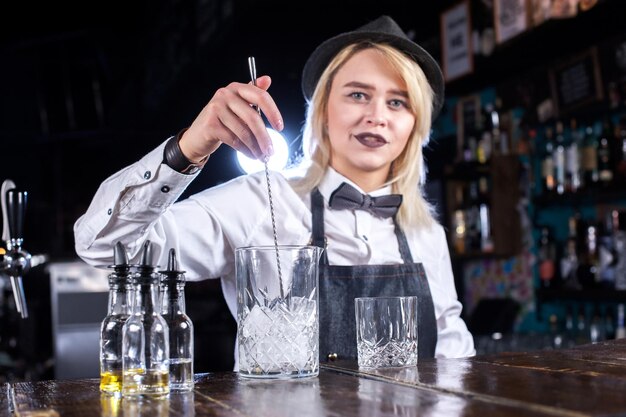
(179, 75), (284, 162)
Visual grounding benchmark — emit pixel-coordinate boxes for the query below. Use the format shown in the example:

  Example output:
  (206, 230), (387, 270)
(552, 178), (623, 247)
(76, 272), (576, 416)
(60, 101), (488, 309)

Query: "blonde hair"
(291, 42), (437, 230)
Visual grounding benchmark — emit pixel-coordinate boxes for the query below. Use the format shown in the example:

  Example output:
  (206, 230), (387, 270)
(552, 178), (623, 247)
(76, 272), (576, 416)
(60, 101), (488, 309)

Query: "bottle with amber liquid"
(122, 241), (170, 397)
(538, 226), (558, 289)
(100, 242), (134, 395)
(160, 249), (194, 392)
(452, 185), (467, 255)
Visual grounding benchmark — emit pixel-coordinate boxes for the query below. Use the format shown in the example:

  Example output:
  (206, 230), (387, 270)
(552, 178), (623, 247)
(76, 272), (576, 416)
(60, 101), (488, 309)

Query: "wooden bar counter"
(6, 339), (626, 416)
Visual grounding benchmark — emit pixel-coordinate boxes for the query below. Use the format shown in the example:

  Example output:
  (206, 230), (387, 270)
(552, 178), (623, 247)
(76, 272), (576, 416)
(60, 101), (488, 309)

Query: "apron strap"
(311, 188), (413, 265)
(393, 219), (414, 264)
(311, 188), (329, 264)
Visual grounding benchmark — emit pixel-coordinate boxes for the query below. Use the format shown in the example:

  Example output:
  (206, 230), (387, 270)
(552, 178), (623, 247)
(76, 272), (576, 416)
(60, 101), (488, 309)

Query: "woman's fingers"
(245, 76), (284, 134)
(218, 102), (264, 159)
(180, 78), (283, 162)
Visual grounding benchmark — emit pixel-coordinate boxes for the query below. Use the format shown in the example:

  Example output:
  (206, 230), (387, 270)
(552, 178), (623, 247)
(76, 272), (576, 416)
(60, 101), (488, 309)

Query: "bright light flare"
(236, 128), (289, 174)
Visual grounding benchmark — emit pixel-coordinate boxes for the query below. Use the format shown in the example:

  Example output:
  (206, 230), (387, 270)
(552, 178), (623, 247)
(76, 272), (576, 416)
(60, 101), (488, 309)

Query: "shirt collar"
(318, 167), (393, 200)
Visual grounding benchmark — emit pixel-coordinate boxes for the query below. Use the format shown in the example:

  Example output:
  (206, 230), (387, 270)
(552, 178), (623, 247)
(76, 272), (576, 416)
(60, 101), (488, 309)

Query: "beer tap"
(1, 179), (31, 319)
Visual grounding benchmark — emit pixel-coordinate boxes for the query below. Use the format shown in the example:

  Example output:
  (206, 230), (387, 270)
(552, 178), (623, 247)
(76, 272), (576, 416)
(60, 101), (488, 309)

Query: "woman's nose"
(364, 101), (387, 127)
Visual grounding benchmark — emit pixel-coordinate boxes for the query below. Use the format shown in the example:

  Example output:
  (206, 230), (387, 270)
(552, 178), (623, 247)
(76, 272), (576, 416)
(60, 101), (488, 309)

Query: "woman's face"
(326, 48), (416, 189)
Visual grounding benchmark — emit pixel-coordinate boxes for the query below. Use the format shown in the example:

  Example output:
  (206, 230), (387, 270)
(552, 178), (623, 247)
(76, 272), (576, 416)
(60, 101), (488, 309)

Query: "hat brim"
(301, 31), (444, 121)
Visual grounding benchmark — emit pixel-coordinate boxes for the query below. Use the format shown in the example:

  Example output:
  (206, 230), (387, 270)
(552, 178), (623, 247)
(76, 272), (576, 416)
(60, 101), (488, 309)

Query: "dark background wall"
(0, 0), (453, 259)
(0, 0), (458, 377)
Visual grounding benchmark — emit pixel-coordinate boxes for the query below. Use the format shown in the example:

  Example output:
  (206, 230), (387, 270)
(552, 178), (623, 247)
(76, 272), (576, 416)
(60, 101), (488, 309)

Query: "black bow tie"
(328, 182), (402, 218)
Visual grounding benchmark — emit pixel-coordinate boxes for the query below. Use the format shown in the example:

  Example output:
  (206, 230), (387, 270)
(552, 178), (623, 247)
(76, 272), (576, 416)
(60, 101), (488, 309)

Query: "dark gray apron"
(311, 188), (438, 361)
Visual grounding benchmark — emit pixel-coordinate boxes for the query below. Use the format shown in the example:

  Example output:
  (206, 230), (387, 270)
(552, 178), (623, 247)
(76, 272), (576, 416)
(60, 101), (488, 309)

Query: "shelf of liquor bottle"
(445, 0), (626, 98)
(536, 287), (626, 303)
(532, 183), (626, 207)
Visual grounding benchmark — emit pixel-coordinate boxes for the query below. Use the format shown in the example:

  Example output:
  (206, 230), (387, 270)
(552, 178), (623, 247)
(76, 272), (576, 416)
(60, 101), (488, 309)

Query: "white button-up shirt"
(74, 139), (475, 358)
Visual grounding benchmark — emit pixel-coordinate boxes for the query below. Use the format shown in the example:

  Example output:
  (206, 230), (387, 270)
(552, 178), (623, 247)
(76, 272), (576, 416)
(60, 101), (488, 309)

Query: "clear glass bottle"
(122, 240), (170, 397)
(160, 248), (194, 392)
(100, 242), (134, 395)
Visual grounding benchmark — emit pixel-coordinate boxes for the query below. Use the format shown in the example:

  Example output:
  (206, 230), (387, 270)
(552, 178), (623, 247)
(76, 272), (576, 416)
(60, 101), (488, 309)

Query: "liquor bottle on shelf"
(460, 108), (479, 163)
(560, 215), (581, 289)
(159, 248), (194, 392)
(577, 223), (601, 289)
(554, 121), (566, 195)
(465, 181), (481, 253)
(576, 305), (590, 345)
(477, 103), (494, 164)
(589, 306), (605, 343)
(452, 185), (467, 255)
(581, 124), (599, 187)
(598, 210), (617, 289)
(549, 314), (563, 349)
(566, 119), (583, 193)
(463, 135), (478, 163)
(100, 242), (134, 395)
(490, 98), (509, 155)
(597, 117), (614, 186)
(478, 176), (494, 253)
(614, 210), (626, 290)
(614, 116), (626, 183)
(541, 127), (555, 194)
(122, 241), (170, 398)
(538, 226), (558, 289)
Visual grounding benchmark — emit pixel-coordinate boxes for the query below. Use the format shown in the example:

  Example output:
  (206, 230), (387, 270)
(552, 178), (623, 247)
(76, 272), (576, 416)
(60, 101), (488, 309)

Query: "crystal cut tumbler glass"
(355, 296), (418, 368)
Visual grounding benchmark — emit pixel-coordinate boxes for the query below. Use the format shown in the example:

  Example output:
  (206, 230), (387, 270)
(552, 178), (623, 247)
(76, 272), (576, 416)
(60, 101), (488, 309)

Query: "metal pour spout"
(1, 180), (31, 318)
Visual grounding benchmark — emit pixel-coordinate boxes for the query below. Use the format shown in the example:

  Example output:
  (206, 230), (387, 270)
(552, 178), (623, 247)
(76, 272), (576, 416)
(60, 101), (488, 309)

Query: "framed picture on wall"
(441, 0), (473, 82)
(495, 0), (530, 44)
(549, 47), (604, 116)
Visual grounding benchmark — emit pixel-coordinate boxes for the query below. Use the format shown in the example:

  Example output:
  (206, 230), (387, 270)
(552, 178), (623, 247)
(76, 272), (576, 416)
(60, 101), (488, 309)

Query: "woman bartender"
(74, 15), (475, 362)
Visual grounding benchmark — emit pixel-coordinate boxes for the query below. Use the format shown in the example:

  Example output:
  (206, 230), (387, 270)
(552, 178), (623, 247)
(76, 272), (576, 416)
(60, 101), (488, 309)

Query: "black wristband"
(163, 128), (205, 174)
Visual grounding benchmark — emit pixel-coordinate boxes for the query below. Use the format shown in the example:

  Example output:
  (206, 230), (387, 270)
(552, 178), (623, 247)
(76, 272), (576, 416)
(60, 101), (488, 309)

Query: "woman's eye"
(349, 92), (366, 100)
(389, 99), (407, 109)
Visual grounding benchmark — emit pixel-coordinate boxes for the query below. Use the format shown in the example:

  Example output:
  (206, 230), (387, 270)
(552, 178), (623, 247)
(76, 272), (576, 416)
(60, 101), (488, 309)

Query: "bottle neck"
(160, 283), (186, 315)
(107, 272), (133, 315)
(108, 283), (133, 315)
(133, 279), (159, 314)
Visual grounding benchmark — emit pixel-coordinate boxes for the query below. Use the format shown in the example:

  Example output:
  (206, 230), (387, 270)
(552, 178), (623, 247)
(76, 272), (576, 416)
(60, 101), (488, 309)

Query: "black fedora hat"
(301, 15), (444, 121)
